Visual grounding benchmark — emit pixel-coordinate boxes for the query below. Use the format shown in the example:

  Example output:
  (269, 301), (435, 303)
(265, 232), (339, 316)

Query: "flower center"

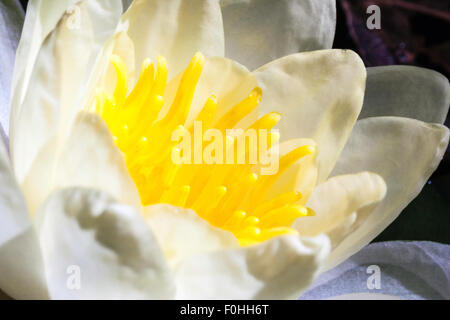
(95, 52), (315, 246)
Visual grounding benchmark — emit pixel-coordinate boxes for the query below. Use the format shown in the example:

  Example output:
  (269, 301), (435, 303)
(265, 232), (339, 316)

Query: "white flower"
(0, 0), (448, 300)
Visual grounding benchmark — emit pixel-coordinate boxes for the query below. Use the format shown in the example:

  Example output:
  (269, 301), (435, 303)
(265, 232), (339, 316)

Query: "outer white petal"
(10, 0), (122, 184)
(174, 234), (330, 299)
(328, 117), (450, 269)
(360, 66), (450, 124)
(163, 56), (258, 129)
(144, 204), (238, 268)
(10, 0), (79, 120)
(294, 172), (387, 250)
(220, 0), (336, 70)
(120, 0), (225, 79)
(22, 112), (140, 215)
(0, 0), (23, 134)
(0, 139), (48, 299)
(35, 187), (174, 299)
(254, 50), (367, 182)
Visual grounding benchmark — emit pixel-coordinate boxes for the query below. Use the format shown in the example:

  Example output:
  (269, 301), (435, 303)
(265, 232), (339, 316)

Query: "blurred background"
(17, 0), (450, 244)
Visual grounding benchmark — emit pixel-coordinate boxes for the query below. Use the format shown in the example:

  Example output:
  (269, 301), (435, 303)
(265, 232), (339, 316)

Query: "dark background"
(18, 0), (450, 244)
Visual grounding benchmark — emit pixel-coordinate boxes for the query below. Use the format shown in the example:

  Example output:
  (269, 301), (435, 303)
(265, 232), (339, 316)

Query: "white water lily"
(0, 0), (448, 300)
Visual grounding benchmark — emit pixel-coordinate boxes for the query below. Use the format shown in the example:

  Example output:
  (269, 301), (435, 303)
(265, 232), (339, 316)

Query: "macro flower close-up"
(0, 0), (449, 300)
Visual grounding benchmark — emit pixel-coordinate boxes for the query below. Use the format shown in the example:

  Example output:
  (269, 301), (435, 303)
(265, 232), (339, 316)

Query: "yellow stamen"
(96, 52), (317, 246)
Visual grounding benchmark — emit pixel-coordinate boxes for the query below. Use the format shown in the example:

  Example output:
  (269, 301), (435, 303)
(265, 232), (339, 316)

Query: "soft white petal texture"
(9, 0), (79, 121)
(144, 204), (238, 268)
(174, 234), (330, 299)
(220, 0), (336, 70)
(254, 50), (366, 182)
(294, 172), (387, 249)
(10, 0), (122, 184)
(0, 0), (23, 134)
(119, 0), (225, 79)
(22, 112), (140, 215)
(301, 241), (450, 300)
(163, 56), (258, 129)
(0, 139), (48, 299)
(35, 187), (174, 299)
(328, 117), (450, 269)
(360, 66), (450, 124)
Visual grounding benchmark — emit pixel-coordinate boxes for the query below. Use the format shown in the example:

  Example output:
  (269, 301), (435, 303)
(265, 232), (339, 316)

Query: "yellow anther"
(259, 205), (310, 228)
(152, 56), (168, 97)
(252, 191), (303, 217)
(248, 112), (281, 131)
(125, 58), (155, 108)
(161, 185), (191, 208)
(223, 210), (247, 231)
(243, 216), (260, 227)
(97, 52), (316, 247)
(163, 53), (204, 127)
(237, 226), (261, 239)
(192, 185), (227, 220)
(191, 95), (218, 131)
(214, 87), (262, 131)
(258, 227), (299, 242)
(110, 54), (128, 106)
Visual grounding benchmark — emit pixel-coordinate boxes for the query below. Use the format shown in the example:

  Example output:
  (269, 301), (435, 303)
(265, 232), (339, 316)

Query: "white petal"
(0, 139), (48, 299)
(10, 0), (122, 184)
(10, 0), (79, 118)
(294, 172), (386, 250)
(220, 0), (336, 70)
(0, 0), (23, 134)
(35, 187), (174, 299)
(174, 234), (330, 299)
(360, 66), (450, 125)
(144, 204), (238, 268)
(120, 0), (225, 79)
(328, 117), (450, 269)
(254, 50), (367, 182)
(22, 112), (140, 215)
(221, 0), (336, 70)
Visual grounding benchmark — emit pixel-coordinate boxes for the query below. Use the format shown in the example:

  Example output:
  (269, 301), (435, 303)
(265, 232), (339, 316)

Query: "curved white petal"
(10, 0), (79, 120)
(294, 172), (386, 250)
(254, 50), (367, 182)
(119, 0), (225, 79)
(0, 140), (48, 299)
(35, 187), (174, 299)
(22, 112), (140, 215)
(220, 0), (336, 70)
(174, 234), (330, 299)
(10, 0), (122, 184)
(144, 204), (238, 268)
(328, 117), (450, 269)
(0, 0), (23, 134)
(361, 66), (450, 124)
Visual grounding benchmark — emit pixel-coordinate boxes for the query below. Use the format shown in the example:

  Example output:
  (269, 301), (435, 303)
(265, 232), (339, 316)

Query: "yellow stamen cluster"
(95, 52), (315, 246)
